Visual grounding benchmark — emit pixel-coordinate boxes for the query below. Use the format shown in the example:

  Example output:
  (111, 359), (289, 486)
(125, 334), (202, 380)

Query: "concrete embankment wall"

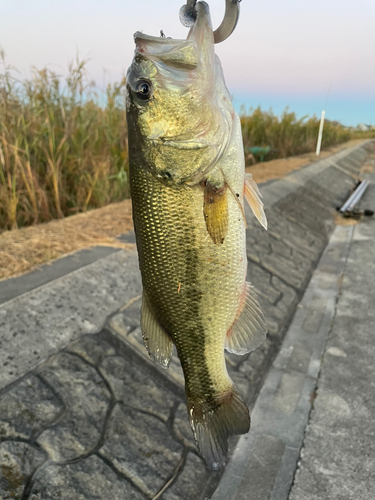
(237, 139), (375, 408)
(0, 140), (373, 499)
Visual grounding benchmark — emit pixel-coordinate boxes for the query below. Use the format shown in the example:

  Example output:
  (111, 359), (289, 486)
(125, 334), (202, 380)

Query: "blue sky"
(1, 0), (374, 126)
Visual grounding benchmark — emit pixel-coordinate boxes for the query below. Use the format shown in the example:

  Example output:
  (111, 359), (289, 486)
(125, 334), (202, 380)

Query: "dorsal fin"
(244, 173), (267, 230)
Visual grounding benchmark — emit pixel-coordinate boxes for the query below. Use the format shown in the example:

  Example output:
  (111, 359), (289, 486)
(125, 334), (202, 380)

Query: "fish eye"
(135, 79), (153, 100)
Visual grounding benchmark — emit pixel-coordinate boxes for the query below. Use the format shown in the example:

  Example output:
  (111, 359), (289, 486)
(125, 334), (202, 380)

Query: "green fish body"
(126, 1), (267, 469)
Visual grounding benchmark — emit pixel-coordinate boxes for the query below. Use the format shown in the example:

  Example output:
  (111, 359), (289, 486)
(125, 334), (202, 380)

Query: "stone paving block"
(99, 403), (183, 497)
(309, 167), (353, 206)
(285, 344), (312, 375)
(246, 261), (299, 338)
(337, 157), (360, 176)
(290, 384), (375, 500)
(302, 179), (334, 207)
(229, 370), (252, 398)
(246, 224), (313, 291)
(29, 455), (146, 500)
(246, 262), (281, 304)
(295, 182), (334, 215)
(0, 374), (64, 440)
(274, 187), (333, 239)
(99, 355), (178, 419)
(235, 435), (285, 500)
(259, 209), (324, 261)
(250, 368), (317, 449)
(273, 372), (306, 415)
(0, 441), (46, 498)
(36, 352), (111, 462)
(302, 309), (324, 333)
(269, 446), (300, 500)
(259, 277), (299, 337)
(260, 178), (298, 208)
(163, 452), (212, 500)
(66, 334), (116, 366)
(238, 339), (273, 381)
(109, 295), (142, 335)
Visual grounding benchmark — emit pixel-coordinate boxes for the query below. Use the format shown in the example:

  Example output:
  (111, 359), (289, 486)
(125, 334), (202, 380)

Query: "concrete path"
(289, 170), (375, 500)
(0, 141), (374, 499)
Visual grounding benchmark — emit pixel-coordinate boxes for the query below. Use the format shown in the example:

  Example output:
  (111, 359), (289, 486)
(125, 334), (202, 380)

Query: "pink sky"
(1, 0), (374, 124)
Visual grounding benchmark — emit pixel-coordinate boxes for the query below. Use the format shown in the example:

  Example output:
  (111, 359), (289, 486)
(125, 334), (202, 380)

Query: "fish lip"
(134, 32), (186, 45)
(149, 138), (209, 150)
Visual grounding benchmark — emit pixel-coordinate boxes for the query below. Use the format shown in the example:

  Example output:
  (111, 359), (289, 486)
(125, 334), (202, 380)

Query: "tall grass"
(0, 51), (354, 232)
(0, 51), (128, 231)
(240, 106), (351, 161)
(350, 129), (375, 140)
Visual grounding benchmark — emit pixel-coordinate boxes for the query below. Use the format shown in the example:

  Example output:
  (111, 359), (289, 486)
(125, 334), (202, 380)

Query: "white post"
(316, 110), (326, 156)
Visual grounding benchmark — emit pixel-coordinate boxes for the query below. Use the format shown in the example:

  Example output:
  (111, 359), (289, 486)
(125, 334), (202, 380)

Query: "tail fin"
(187, 387), (250, 470)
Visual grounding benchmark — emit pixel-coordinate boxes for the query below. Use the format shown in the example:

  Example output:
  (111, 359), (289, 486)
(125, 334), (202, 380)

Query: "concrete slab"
(0, 250), (141, 391)
(0, 246), (120, 306)
(289, 174), (375, 500)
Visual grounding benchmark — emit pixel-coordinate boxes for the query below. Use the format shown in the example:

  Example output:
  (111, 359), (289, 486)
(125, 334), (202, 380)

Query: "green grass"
(0, 51), (357, 231)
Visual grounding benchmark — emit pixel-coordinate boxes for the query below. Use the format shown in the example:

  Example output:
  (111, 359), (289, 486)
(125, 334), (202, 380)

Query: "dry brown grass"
(0, 199), (134, 281)
(333, 211), (358, 226)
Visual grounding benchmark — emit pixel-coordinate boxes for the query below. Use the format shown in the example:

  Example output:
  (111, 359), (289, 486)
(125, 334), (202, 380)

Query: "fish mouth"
(134, 32), (185, 45)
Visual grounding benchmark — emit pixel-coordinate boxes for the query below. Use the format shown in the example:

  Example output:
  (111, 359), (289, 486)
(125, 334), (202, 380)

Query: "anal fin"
(244, 173), (267, 229)
(225, 282), (268, 355)
(141, 293), (173, 368)
(203, 181), (228, 245)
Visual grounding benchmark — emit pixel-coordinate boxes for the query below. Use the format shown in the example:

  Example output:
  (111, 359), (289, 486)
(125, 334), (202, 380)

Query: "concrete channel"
(0, 140), (374, 499)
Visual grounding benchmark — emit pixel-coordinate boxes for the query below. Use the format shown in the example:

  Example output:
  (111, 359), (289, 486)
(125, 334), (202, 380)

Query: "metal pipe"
(340, 180), (369, 213)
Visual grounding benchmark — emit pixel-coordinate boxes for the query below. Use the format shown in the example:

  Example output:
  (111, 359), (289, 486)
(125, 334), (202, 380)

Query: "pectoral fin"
(244, 173), (267, 230)
(203, 181), (228, 245)
(225, 282), (267, 355)
(141, 294), (173, 368)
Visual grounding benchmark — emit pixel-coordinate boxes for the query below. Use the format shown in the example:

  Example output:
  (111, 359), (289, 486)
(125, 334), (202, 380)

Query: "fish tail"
(187, 387), (250, 470)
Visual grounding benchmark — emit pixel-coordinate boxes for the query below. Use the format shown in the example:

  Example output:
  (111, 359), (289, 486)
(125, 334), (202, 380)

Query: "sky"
(1, 0), (374, 126)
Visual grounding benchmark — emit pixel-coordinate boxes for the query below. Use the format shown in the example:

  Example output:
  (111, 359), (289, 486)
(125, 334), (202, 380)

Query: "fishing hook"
(179, 0), (241, 44)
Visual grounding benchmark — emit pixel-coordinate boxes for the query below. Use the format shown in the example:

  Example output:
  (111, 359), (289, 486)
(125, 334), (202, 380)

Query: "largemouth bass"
(126, 1), (267, 469)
